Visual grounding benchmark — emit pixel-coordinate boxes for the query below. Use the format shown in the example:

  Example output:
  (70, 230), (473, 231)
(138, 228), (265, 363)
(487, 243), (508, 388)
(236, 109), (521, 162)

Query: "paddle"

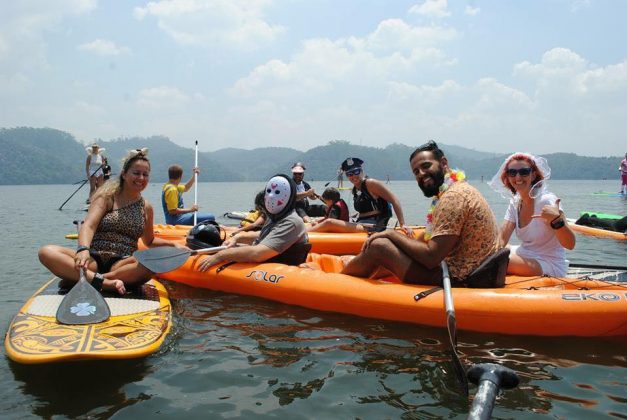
(441, 260), (469, 395)
(73, 179), (87, 185)
(58, 164), (104, 210)
(56, 221), (111, 325)
(467, 363), (519, 420)
(193, 140), (198, 226)
(570, 262), (627, 271)
(133, 245), (227, 273)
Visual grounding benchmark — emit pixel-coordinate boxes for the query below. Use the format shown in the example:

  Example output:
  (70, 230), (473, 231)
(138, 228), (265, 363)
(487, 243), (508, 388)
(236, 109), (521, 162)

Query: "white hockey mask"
(264, 176), (291, 215)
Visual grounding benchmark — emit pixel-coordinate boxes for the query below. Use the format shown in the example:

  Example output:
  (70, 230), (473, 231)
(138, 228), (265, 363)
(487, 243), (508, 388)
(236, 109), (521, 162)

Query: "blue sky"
(1, 0), (625, 156)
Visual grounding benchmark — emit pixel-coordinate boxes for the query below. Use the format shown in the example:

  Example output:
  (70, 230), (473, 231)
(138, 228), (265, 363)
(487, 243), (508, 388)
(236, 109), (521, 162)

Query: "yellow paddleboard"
(5, 278), (172, 364)
(65, 233), (78, 239)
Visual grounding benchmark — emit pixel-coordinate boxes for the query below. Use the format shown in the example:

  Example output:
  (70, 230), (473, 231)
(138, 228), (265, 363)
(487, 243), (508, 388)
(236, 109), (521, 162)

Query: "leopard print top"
(91, 198), (146, 262)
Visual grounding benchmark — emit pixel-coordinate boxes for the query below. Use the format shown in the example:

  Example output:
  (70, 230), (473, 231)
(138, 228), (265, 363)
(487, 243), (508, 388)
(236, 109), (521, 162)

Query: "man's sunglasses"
(506, 167), (533, 177)
(345, 168), (362, 176)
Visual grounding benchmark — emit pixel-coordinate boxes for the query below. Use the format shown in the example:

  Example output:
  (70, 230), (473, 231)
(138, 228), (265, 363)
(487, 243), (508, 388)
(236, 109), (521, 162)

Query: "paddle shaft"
(58, 164), (104, 210)
(193, 140), (198, 225)
(441, 261), (469, 396)
(570, 262), (627, 271)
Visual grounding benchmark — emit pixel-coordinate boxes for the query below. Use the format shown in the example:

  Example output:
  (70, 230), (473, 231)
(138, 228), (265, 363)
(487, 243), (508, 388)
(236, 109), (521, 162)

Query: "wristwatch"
(550, 216), (565, 230)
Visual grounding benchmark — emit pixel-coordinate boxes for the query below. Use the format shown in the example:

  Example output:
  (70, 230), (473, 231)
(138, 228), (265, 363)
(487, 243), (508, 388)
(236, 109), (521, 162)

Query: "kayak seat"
(464, 248), (510, 288)
(268, 242), (312, 266)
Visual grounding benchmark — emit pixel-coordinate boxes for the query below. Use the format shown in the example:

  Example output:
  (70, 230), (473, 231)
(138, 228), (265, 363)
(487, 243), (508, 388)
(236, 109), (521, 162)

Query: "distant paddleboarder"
(620, 152), (627, 194)
(86, 143), (105, 204)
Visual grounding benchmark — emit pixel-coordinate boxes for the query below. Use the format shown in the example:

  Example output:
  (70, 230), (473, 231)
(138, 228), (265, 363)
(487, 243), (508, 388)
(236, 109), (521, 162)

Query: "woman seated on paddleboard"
(39, 149), (186, 295)
(307, 158), (412, 236)
(196, 174), (310, 270)
(488, 153), (576, 277)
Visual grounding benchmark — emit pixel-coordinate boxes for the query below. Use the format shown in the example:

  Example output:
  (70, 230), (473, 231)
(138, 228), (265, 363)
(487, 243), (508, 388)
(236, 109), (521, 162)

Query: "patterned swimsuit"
(90, 198), (146, 272)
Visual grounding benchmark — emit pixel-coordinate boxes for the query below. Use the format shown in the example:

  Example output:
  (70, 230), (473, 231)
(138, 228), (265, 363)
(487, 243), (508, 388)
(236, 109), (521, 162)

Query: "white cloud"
(137, 86), (204, 109)
(133, 0), (284, 49)
(571, 0), (591, 12)
(0, 1), (97, 71)
(231, 19), (457, 99)
(409, 0), (451, 19)
(78, 39), (131, 56)
(465, 6), (480, 16)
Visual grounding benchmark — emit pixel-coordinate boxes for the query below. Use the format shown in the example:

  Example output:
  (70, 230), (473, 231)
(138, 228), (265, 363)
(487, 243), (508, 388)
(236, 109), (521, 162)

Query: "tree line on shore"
(0, 127), (621, 185)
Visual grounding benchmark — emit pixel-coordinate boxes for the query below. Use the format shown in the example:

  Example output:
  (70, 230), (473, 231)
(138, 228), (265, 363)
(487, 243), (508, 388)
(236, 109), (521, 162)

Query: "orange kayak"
(567, 219), (626, 241)
(153, 224), (425, 255)
(153, 252), (627, 337)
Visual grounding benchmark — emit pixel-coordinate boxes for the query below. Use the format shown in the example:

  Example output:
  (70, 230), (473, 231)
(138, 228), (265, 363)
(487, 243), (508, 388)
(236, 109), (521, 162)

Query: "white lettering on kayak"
(561, 293), (622, 301)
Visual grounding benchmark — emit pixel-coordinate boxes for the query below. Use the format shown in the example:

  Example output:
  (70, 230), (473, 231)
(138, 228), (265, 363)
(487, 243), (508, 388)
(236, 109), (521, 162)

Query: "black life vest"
(352, 178), (391, 219)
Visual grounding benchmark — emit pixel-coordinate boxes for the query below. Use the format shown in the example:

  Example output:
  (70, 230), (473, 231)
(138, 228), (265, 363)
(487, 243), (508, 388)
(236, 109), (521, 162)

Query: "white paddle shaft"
(193, 140), (198, 225)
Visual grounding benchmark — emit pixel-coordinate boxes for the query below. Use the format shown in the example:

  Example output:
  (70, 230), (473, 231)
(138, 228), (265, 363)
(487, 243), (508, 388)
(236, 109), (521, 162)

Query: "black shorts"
(89, 250), (126, 273)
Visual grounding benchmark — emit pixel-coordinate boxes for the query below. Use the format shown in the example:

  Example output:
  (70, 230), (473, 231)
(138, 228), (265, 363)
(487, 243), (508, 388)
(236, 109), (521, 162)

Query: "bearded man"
(341, 141), (500, 286)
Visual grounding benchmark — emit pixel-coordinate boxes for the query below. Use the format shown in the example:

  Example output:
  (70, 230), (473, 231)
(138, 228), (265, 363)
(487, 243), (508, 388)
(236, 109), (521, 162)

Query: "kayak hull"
(156, 253), (627, 337)
(153, 224), (424, 255)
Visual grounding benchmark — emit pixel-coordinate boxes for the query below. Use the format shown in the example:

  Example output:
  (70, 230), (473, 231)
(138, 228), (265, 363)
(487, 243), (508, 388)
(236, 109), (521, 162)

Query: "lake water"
(0, 180), (625, 418)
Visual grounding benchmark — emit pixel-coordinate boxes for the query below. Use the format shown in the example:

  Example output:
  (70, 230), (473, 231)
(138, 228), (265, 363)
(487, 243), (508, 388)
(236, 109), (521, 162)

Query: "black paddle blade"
(134, 247), (192, 273)
(446, 312), (469, 395)
(56, 269), (110, 325)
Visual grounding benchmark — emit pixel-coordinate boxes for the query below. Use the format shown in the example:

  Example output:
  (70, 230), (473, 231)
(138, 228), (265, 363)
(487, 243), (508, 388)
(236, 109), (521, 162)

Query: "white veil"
(488, 152), (551, 200)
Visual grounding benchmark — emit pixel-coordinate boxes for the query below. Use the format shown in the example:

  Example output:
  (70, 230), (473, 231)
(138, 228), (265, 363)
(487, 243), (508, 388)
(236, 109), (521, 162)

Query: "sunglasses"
(345, 168), (362, 177)
(506, 167), (533, 177)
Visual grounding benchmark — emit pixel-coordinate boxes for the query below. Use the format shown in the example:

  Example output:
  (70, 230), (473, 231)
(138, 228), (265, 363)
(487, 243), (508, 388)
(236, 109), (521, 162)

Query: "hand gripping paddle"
(133, 246), (227, 274)
(56, 221), (111, 325)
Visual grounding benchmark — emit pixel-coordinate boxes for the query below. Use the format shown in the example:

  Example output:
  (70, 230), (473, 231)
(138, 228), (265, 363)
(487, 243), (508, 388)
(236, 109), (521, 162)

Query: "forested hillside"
(0, 127), (621, 185)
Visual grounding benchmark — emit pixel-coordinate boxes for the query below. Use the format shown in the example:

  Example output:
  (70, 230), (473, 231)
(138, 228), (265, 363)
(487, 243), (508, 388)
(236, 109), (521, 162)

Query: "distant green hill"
(0, 127), (622, 185)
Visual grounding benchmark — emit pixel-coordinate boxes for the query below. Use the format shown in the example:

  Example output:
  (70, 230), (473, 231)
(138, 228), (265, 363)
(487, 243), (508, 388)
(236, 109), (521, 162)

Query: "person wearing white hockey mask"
(197, 174), (309, 271)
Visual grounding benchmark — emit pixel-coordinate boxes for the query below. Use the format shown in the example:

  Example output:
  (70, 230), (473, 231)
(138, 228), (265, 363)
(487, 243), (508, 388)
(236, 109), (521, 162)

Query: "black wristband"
(76, 245), (90, 253)
(91, 273), (105, 292)
(550, 216), (565, 230)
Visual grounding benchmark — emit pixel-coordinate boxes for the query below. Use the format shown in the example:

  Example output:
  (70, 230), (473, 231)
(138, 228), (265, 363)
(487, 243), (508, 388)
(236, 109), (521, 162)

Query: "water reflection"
(10, 359), (152, 418)
(164, 281), (627, 417)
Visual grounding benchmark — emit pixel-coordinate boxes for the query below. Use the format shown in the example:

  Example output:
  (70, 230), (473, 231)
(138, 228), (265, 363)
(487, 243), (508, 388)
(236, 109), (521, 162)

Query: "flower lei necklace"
(424, 169), (466, 241)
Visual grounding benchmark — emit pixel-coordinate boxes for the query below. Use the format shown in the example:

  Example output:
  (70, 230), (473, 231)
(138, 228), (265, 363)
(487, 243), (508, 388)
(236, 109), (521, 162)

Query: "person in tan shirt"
(341, 141), (499, 285)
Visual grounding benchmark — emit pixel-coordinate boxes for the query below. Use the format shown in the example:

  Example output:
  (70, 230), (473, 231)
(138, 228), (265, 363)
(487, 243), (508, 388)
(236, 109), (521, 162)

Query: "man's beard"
(419, 169), (445, 197)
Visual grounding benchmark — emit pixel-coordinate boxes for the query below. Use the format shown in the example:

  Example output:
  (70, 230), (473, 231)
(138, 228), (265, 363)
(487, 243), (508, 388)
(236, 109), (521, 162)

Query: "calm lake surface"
(1, 180), (625, 419)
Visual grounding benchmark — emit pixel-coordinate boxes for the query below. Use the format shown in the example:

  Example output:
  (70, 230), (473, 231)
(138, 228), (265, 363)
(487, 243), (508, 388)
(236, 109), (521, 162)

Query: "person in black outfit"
(102, 157), (112, 181)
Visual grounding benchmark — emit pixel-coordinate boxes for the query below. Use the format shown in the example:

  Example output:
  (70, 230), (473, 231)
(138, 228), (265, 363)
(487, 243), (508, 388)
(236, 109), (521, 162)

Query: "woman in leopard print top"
(39, 149), (186, 295)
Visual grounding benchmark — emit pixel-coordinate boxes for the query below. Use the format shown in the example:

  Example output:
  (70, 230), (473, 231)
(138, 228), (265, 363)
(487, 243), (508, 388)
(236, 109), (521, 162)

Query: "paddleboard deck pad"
(5, 278), (172, 364)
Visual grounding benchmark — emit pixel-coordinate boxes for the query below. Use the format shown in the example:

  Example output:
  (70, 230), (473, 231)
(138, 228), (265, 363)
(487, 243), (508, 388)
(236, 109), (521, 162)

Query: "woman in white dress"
(86, 143), (105, 203)
(489, 153), (576, 277)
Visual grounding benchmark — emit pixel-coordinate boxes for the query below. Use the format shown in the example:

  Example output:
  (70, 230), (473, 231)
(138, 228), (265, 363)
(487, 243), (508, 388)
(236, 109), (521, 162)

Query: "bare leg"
(341, 237), (442, 285)
(506, 253), (543, 276)
(88, 176), (97, 201)
(94, 175), (104, 192)
(106, 257), (153, 288)
(307, 219), (365, 233)
(38, 245), (149, 295)
(39, 245), (90, 282)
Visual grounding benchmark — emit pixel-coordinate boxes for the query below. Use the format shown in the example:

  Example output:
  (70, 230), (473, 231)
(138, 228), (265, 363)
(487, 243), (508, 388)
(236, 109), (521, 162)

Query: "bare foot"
(103, 279), (126, 295)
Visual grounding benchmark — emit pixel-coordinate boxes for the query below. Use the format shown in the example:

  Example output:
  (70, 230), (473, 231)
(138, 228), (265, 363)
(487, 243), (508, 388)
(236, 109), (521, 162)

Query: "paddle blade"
(446, 311), (469, 395)
(56, 269), (110, 325)
(134, 246), (227, 273)
(134, 247), (192, 273)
